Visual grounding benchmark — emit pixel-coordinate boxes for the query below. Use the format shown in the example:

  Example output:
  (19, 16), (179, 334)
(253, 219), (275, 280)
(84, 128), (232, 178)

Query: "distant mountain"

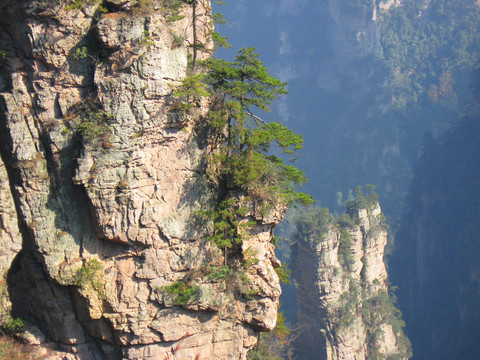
(390, 79), (480, 358)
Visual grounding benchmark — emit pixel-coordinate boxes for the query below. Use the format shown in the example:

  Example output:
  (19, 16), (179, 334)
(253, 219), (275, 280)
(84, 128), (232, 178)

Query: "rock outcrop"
(0, 0), (282, 359)
(291, 202), (411, 360)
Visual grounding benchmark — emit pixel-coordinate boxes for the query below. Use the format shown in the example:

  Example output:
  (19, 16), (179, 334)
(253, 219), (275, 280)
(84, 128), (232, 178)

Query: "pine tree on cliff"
(162, 0), (228, 69)
(177, 47), (313, 206)
(176, 47), (312, 265)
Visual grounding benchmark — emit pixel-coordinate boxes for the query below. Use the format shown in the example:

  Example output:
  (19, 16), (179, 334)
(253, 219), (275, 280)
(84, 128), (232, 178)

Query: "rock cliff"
(390, 110), (480, 359)
(0, 0), (282, 358)
(291, 199), (411, 359)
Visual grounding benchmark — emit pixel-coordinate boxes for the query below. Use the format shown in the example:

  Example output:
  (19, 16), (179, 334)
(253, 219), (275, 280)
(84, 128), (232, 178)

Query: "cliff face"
(291, 203), (411, 360)
(390, 110), (480, 359)
(317, 0), (382, 93)
(0, 1), (281, 359)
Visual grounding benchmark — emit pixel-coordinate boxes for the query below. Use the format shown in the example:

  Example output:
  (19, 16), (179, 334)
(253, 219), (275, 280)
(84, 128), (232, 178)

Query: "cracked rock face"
(0, 0), (281, 359)
(0, 157), (22, 321)
(292, 204), (410, 360)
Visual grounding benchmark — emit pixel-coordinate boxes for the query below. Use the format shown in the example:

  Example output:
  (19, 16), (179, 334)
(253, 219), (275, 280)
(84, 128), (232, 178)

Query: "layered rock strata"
(292, 204), (411, 360)
(0, 0), (282, 359)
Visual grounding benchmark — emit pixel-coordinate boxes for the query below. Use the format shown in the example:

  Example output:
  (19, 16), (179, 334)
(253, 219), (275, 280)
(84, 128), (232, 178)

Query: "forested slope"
(390, 68), (480, 359)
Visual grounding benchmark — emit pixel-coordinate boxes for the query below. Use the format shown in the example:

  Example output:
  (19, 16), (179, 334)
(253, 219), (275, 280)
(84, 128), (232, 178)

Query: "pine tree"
(176, 47), (313, 206)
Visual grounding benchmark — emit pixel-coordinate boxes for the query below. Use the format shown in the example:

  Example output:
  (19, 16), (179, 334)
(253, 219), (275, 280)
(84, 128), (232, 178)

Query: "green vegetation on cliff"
(381, 0), (480, 111)
(178, 47), (312, 207)
(342, 0), (374, 13)
(165, 3), (310, 320)
(176, 35), (312, 271)
(247, 311), (293, 360)
(345, 185), (379, 214)
(162, 281), (200, 306)
(295, 207), (334, 245)
(76, 259), (106, 299)
(292, 188), (411, 359)
(381, 2), (480, 356)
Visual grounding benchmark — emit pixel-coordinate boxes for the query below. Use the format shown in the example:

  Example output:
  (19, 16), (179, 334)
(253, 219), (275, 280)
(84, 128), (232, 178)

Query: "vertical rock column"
(292, 204), (411, 360)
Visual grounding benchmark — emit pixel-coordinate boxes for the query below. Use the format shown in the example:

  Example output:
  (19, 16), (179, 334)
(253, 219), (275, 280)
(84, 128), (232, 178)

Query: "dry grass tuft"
(0, 336), (35, 360)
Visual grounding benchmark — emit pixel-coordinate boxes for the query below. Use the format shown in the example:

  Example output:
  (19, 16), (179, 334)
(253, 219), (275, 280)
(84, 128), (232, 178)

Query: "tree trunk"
(192, 0), (198, 69)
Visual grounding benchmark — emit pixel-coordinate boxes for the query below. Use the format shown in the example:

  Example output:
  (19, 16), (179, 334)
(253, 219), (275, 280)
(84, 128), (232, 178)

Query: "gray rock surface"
(0, 1), (281, 358)
(0, 157), (22, 321)
(292, 204), (410, 359)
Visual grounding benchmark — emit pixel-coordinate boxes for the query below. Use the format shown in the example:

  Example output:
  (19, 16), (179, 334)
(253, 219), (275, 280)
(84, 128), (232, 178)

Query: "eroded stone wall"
(0, 1), (281, 358)
(292, 204), (410, 360)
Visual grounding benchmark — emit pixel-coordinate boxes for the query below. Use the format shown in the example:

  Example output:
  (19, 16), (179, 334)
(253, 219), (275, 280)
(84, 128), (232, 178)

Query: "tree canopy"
(177, 47), (313, 206)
